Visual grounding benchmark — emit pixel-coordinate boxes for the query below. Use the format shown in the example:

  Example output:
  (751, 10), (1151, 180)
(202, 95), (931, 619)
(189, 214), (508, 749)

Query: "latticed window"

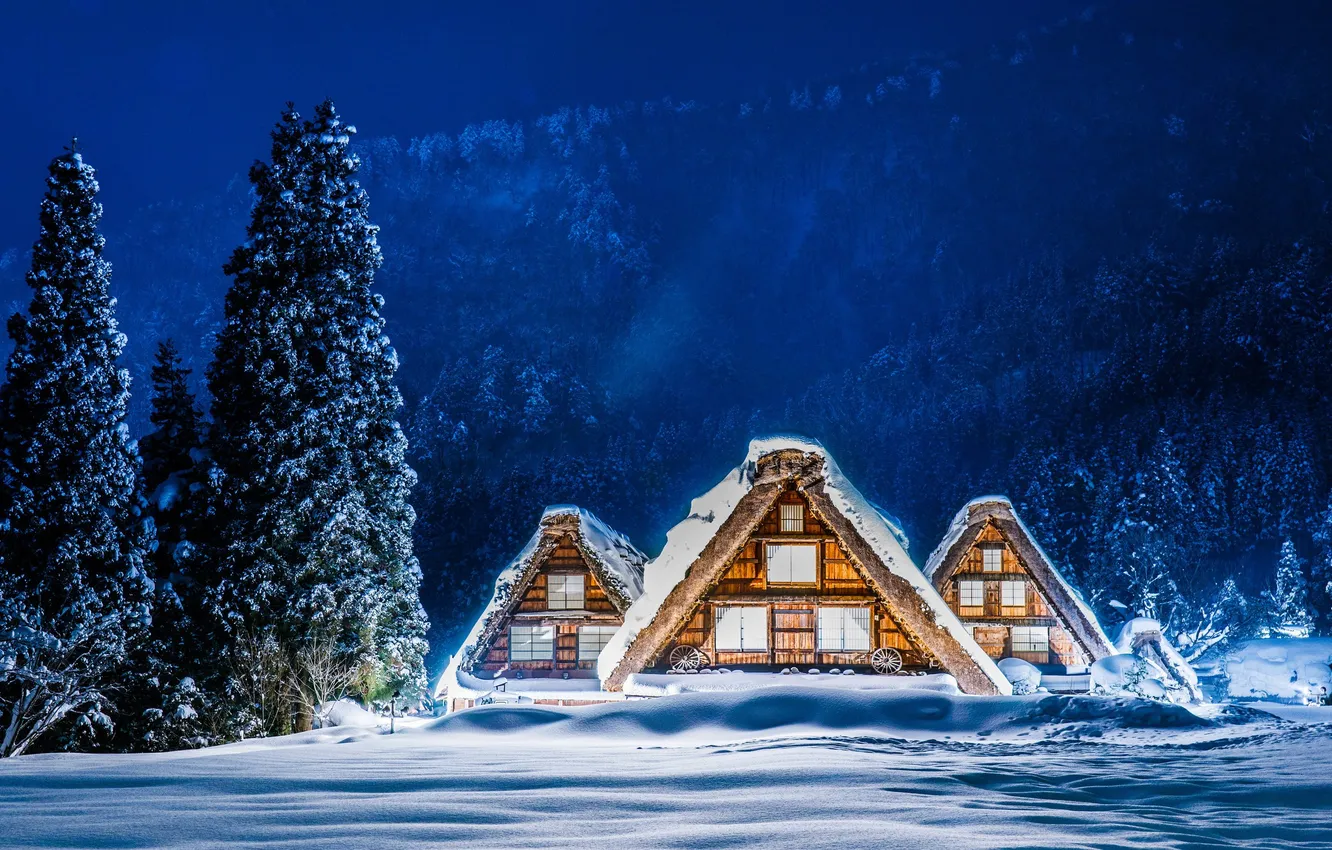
(959, 580), (985, 608)
(982, 546), (1003, 572)
(780, 503), (805, 533)
(818, 607), (871, 651)
(1001, 580), (1026, 608)
(715, 606), (768, 651)
(577, 626), (617, 660)
(766, 543), (817, 583)
(1011, 626), (1049, 653)
(509, 625), (554, 661)
(547, 574), (585, 610)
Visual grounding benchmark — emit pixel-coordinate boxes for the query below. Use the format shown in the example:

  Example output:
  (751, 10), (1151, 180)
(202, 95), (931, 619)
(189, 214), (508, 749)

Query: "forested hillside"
(3, 4), (1330, 666)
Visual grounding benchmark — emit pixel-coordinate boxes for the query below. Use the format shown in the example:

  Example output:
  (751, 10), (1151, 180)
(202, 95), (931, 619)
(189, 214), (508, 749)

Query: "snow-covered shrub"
(1091, 654), (1169, 701)
(998, 658), (1042, 695)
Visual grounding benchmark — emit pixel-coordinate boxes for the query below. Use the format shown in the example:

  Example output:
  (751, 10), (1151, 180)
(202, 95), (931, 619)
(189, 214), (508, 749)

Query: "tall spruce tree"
(206, 103), (427, 734)
(140, 338), (205, 581)
(0, 145), (153, 756)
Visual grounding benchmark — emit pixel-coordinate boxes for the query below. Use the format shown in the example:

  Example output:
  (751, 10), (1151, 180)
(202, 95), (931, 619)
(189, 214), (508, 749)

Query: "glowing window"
(1001, 581), (1026, 608)
(959, 580), (985, 608)
(982, 547), (1003, 572)
(577, 626), (618, 661)
(767, 544), (817, 583)
(509, 625), (554, 661)
(715, 606), (768, 651)
(1011, 626), (1049, 653)
(547, 574), (585, 610)
(779, 503), (805, 533)
(818, 607), (871, 651)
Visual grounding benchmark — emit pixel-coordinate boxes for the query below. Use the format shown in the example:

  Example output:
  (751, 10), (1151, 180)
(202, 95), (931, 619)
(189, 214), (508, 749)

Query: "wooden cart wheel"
(669, 645), (709, 672)
(871, 647), (903, 674)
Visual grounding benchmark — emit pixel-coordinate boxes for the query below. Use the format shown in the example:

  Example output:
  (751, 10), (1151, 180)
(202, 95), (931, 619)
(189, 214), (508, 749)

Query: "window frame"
(766, 542), (818, 585)
(817, 607), (872, 652)
(958, 579), (985, 608)
(509, 624), (555, 662)
(1000, 580), (1027, 609)
(547, 573), (586, 611)
(715, 606), (769, 652)
(779, 503), (806, 533)
(982, 545), (1004, 573)
(1011, 626), (1049, 653)
(577, 625), (618, 661)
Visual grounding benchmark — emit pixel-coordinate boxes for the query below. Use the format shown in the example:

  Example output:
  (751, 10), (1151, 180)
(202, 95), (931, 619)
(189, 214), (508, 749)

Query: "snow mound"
(428, 686), (1268, 747)
(998, 658), (1042, 694)
(317, 698), (381, 729)
(623, 671), (961, 696)
(1091, 654), (1169, 700)
(1224, 638), (1332, 703)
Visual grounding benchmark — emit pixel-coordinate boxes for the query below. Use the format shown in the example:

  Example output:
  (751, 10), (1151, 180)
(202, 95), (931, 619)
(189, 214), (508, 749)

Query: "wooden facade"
(649, 487), (936, 672)
(938, 523), (1087, 669)
(474, 534), (626, 679)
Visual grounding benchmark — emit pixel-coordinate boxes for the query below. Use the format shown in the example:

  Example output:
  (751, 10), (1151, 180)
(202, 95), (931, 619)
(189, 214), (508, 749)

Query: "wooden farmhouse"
(924, 497), (1114, 673)
(437, 506), (646, 713)
(598, 438), (1011, 696)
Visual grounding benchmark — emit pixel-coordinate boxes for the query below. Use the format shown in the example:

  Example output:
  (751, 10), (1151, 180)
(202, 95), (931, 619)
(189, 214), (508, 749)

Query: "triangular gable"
(434, 506), (646, 699)
(599, 437), (1011, 696)
(925, 497), (1115, 662)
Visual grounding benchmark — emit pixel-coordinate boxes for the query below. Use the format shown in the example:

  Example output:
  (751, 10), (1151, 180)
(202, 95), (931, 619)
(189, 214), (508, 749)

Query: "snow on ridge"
(598, 435), (1011, 695)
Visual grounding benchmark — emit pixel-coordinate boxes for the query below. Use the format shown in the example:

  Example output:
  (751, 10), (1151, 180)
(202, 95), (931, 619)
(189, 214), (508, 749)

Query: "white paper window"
(1011, 626), (1049, 653)
(982, 546), (1003, 572)
(818, 607), (871, 651)
(779, 503), (805, 533)
(715, 606), (768, 651)
(766, 543), (817, 583)
(959, 580), (985, 608)
(1001, 580), (1027, 608)
(547, 574), (585, 610)
(577, 626), (618, 661)
(509, 625), (554, 661)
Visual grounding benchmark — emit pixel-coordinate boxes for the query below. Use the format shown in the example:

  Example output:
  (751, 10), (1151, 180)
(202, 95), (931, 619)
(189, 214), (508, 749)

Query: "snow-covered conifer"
(0, 145), (153, 756)
(1263, 539), (1313, 638)
(206, 103), (427, 733)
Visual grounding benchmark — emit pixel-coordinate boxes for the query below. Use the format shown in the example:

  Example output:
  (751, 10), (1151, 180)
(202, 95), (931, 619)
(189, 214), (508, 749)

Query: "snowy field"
(3, 688), (1332, 849)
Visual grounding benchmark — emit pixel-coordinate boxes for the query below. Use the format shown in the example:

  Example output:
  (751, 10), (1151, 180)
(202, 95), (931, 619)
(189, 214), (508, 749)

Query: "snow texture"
(623, 671), (962, 696)
(0, 688), (1323, 848)
(434, 505), (645, 700)
(597, 436), (1011, 694)
(1113, 617), (1202, 702)
(1224, 638), (1332, 703)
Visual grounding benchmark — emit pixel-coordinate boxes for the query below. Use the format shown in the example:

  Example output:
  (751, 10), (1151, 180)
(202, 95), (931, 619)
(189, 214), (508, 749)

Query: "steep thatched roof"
(924, 497), (1115, 662)
(598, 437), (1011, 696)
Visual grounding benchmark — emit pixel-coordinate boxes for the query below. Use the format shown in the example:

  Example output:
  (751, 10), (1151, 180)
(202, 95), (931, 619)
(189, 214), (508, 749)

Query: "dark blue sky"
(0, 1), (1091, 244)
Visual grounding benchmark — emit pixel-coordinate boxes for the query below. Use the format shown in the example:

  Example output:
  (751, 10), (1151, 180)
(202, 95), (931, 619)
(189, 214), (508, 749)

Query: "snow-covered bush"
(998, 658), (1042, 695)
(1091, 654), (1169, 701)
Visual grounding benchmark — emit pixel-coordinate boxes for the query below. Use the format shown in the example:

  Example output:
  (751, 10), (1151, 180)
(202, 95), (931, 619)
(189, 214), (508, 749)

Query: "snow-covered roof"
(598, 436), (1011, 695)
(924, 495), (1115, 661)
(433, 505), (646, 701)
(1113, 617), (1202, 703)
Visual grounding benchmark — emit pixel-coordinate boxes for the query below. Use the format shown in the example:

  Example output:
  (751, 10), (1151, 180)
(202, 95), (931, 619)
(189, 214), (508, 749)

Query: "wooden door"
(773, 608), (815, 666)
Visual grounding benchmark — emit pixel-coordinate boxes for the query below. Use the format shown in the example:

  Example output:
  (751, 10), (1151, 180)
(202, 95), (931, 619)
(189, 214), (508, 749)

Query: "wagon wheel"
(870, 647), (903, 675)
(669, 645), (709, 672)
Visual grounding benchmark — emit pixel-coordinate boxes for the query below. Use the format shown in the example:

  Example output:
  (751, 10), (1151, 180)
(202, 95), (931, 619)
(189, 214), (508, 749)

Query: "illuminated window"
(780, 503), (805, 533)
(715, 606), (768, 651)
(959, 580), (985, 608)
(509, 625), (554, 661)
(577, 626), (618, 661)
(767, 543), (817, 583)
(818, 607), (871, 651)
(982, 546), (1003, 572)
(547, 574), (585, 610)
(1001, 580), (1026, 608)
(1011, 626), (1049, 653)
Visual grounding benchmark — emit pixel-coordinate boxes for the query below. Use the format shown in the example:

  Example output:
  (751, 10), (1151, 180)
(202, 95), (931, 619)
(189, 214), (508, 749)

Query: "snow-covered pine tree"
(206, 103), (427, 734)
(0, 145), (153, 757)
(1263, 539), (1313, 638)
(119, 338), (211, 752)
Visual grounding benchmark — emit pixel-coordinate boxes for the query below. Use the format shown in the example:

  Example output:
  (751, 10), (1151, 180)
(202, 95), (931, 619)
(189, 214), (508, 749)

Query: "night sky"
(0, 0), (1093, 246)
